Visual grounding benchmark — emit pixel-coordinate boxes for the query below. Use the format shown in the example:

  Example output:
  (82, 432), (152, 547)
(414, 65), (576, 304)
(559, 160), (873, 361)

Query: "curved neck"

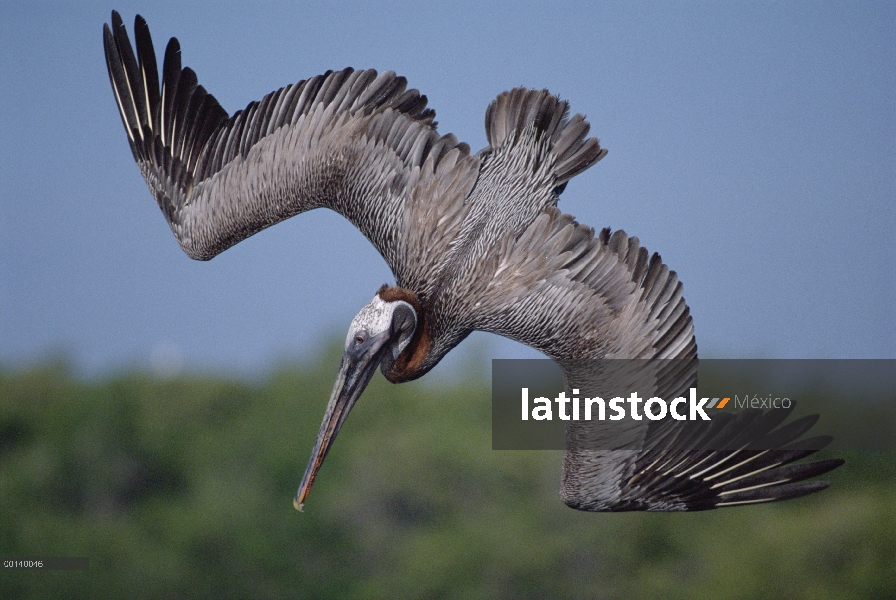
(377, 285), (432, 383)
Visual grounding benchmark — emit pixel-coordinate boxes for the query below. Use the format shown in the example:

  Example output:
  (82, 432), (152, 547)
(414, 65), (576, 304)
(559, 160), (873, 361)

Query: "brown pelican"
(103, 12), (842, 512)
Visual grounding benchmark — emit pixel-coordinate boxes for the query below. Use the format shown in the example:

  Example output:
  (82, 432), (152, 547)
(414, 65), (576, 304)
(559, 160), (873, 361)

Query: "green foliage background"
(1, 348), (894, 598)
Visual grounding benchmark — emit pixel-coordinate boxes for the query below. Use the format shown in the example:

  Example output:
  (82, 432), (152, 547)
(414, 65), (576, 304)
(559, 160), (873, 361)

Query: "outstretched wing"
(469, 207), (842, 510)
(103, 12), (478, 291)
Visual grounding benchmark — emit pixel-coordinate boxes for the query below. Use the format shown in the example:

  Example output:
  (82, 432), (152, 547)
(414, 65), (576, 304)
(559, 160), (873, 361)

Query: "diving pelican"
(103, 12), (842, 512)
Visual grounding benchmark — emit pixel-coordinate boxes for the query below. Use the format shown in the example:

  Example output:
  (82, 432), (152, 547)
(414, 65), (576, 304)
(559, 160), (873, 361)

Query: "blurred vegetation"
(1, 348), (894, 599)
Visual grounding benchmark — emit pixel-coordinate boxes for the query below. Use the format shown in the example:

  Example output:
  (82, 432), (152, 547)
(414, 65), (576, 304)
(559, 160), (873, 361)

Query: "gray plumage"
(104, 12), (842, 512)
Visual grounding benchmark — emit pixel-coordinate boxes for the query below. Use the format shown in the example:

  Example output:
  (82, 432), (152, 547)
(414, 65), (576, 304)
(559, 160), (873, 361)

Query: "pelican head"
(294, 290), (417, 510)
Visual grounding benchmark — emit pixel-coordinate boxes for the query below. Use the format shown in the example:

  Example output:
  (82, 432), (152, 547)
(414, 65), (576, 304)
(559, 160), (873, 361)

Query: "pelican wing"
(471, 208), (841, 510)
(103, 12), (478, 289)
(469, 208), (694, 362)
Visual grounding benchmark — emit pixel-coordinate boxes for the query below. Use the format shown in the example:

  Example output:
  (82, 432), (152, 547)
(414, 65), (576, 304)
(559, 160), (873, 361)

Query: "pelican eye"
(354, 333), (366, 344)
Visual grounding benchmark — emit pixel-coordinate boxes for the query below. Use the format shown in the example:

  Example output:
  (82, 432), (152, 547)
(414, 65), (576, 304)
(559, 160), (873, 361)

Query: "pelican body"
(104, 12), (842, 513)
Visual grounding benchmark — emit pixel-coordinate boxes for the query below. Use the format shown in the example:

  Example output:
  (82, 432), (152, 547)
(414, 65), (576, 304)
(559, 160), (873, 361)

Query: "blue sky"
(1, 1), (893, 376)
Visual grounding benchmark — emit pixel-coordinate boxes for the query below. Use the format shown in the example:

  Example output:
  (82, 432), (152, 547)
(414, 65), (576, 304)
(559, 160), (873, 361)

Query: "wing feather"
(467, 208), (839, 510)
(104, 12), (476, 283)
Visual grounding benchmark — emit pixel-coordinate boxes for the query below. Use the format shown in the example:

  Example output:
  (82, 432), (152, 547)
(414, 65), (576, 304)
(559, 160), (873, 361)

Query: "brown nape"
(377, 285), (431, 383)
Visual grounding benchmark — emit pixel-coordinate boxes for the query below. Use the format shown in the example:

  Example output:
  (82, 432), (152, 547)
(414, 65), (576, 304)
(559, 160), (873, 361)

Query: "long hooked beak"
(294, 331), (392, 511)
